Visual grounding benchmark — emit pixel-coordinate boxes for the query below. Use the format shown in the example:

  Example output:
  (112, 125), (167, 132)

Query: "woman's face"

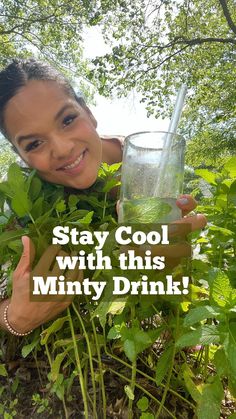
(4, 80), (102, 189)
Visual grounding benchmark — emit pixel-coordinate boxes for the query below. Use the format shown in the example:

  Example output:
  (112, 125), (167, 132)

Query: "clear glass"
(118, 131), (185, 223)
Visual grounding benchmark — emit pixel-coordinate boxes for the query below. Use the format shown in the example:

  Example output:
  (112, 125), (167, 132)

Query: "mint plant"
(0, 158), (235, 418)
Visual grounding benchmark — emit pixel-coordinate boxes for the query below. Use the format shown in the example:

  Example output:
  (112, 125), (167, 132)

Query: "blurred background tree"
(88, 0), (236, 167)
(0, 139), (17, 179)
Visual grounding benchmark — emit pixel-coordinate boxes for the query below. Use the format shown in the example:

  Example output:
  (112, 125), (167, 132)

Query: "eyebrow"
(16, 103), (75, 146)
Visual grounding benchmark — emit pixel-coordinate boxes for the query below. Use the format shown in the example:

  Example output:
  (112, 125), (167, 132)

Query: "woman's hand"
(176, 194), (207, 230)
(116, 194), (206, 231)
(7, 236), (82, 334)
(116, 194), (207, 266)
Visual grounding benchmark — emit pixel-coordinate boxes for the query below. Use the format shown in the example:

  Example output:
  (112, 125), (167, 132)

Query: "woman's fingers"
(175, 214), (207, 231)
(13, 236), (35, 278)
(176, 195), (207, 231)
(176, 194), (197, 216)
(34, 244), (61, 274)
(51, 250), (69, 277)
(66, 266), (83, 283)
(122, 241), (191, 259)
(118, 194), (205, 222)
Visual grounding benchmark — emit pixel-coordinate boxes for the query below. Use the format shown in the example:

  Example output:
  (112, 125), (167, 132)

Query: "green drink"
(119, 132), (185, 224)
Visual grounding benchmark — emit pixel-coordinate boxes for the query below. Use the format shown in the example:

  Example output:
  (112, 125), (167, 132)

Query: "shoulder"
(101, 135), (124, 149)
(101, 135), (124, 164)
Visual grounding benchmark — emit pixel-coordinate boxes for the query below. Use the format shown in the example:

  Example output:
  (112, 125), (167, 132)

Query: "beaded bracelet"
(3, 304), (33, 336)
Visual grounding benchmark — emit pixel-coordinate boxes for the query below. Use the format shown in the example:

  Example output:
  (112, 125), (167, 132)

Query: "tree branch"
(137, 35), (236, 51)
(177, 36), (236, 45)
(135, 45), (189, 80)
(219, 0), (236, 35)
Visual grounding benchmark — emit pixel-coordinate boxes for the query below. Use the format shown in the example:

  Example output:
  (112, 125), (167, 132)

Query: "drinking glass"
(118, 131), (185, 223)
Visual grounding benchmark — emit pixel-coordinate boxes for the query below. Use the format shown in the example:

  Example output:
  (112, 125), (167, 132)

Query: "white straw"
(154, 84), (187, 196)
(168, 84), (187, 134)
(164, 84), (187, 150)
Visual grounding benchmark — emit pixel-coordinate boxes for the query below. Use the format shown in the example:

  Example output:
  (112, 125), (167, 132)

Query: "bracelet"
(3, 304), (33, 336)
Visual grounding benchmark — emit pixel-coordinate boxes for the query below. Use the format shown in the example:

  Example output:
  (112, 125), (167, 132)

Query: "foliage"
(185, 127), (236, 168)
(0, 0), (100, 99)
(88, 0), (236, 164)
(0, 158), (235, 417)
(0, 139), (17, 179)
(90, 0), (236, 117)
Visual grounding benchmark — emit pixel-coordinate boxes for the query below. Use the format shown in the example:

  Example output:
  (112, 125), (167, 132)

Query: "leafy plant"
(0, 158), (235, 418)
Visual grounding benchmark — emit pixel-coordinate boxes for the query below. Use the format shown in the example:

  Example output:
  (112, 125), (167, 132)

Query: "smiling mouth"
(58, 150), (86, 171)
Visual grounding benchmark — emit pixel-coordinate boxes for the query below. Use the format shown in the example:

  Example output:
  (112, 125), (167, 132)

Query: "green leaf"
(211, 270), (232, 307)
(197, 376), (224, 419)
(223, 322), (236, 377)
(184, 306), (222, 327)
(68, 194), (79, 210)
(182, 363), (201, 404)
(228, 179), (236, 205)
(102, 178), (120, 193)
(214, 349), (228, 377)
(123, 339), (136, 362)
(56, 200), (66, 213)
(228, 374), (236, 398)
(21, 337), (40, 358)
(7, 238), (22, 254)
(0, 182), (13, 198)
(51, 352), (67, 382)
(137, 396), (149, 412)
(155, 345), (174, 385)
(50, 373), (65, 401)
(0, 230), (24, 246)
(0, 364), (7, 377)
(124, 385), (134, 400)
(176, 325), (220, 348)
(106, 162), (122, 174)
(31, 196), (44, 218)
(7, 163), (25, 190)
(107, 325), (122, 340)
(121, 327), (152, 362)
(108, 300), (127, 316)
(224, 157), (236, 177)
(28, 177), (42, 200)
(195, 169), (218, 185)
(11, 191), (32, 217)
(68, 211), (94, 225)
(40, 316), (69, 345)
(92, 278), (126, 328)
(176, 328), (201, 348)
(209, 225), (234, 237)
(199, 325), (221, 346)
(140, 414), (154, 419)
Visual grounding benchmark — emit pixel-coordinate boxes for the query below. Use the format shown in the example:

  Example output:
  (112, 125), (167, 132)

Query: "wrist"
(7, 303), (33, 335)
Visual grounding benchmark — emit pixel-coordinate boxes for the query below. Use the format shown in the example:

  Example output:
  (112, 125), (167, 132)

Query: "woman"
(0, 59), (206, 335)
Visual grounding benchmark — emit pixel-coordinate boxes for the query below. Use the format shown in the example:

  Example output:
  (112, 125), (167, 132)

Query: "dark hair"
(0, 58), (86, 140)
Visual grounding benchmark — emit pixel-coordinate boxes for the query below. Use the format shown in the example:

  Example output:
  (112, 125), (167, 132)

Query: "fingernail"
(178, 198), (189, 205)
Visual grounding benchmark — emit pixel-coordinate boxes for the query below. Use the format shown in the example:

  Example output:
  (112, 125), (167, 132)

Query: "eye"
(24, 139), (42, 153)
(63, 114), (78, 127)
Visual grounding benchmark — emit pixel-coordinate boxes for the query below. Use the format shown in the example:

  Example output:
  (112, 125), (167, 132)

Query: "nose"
(50, 134), (74, 160)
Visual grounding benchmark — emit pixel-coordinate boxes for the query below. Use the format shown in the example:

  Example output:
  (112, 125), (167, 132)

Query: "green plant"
(0, 158), (235, 418)
(32, 393), (52, 414)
